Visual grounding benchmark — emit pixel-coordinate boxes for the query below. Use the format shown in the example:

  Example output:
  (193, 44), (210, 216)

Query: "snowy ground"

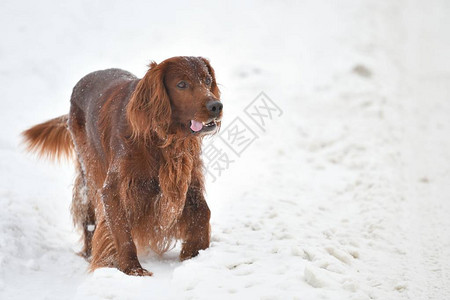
(1, 0), (450, 299)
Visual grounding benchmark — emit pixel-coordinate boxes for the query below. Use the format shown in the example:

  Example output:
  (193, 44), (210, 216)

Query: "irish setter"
(22, 56), (222, 276)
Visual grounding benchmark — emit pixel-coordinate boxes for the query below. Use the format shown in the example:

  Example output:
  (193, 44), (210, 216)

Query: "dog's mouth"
(190, 119), (218, 134)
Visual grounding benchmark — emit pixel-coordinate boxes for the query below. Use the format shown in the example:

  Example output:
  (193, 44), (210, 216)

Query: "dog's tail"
(22, 115), (74, 161)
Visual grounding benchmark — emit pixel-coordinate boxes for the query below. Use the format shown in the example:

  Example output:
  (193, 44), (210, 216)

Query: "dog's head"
(127, 56), (222, 140)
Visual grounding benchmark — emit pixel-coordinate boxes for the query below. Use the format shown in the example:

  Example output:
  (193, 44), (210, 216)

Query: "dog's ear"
(127, 61), (172, 141)
(200, 57), (220, 99)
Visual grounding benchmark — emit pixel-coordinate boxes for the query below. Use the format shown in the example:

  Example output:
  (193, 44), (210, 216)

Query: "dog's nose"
(206, 100), (223, 115)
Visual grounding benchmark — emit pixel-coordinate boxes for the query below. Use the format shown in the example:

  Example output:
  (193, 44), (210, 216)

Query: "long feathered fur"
(126, 61), (172, 142)
(21, 56), (221, 276)
(22, 115), (73, 161)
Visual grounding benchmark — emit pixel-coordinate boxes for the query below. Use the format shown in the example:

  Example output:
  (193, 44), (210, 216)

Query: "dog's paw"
(123, 266), (153, 276)
(180, 248), (199, 261)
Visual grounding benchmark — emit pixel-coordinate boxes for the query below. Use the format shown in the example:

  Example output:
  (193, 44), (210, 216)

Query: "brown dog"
(22, 56), (223, 276)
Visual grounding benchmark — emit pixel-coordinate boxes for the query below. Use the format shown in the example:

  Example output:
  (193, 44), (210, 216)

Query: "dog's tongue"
(190, 120), (203, 132)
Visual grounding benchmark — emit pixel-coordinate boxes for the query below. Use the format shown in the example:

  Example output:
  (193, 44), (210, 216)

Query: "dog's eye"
(205, 77), (212, 86)
(177, 81), (188, 89)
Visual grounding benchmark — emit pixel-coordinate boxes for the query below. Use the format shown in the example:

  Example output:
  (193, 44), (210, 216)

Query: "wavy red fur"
(22, 56), (222, 276)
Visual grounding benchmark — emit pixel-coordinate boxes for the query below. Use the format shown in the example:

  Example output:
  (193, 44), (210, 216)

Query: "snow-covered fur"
(22, 56), (222, 276)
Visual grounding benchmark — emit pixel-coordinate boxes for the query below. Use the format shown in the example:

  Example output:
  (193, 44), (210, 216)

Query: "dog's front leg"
(99, 170), (152, 276)
(179, 186), (211, 261)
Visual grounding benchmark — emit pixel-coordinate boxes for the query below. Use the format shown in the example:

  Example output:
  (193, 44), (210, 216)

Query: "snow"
(1, 0), (450, 299)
